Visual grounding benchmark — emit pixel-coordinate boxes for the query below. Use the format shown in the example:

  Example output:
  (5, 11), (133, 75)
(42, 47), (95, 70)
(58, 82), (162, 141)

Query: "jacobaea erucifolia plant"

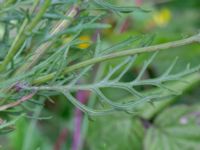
(0, 0), (200, 132)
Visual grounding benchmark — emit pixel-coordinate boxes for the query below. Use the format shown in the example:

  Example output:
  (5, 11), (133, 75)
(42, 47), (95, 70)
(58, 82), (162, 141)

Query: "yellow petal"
(153, 8), (171, 27)
(77, 36), (91, 49)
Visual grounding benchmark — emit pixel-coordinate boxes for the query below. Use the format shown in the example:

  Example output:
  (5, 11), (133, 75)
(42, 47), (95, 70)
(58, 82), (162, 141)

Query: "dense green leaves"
(0, 0), (200, 149)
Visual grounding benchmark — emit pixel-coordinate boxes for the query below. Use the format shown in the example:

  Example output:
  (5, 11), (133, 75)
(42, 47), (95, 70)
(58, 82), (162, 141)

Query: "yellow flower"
(77, 36), (91, 49)
(62, 35), (91, 49)
(153, 8), (171, 27)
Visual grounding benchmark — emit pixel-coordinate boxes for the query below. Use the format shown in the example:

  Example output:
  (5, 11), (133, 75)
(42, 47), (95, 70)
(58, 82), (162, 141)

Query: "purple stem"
(72, 90), (89, 150)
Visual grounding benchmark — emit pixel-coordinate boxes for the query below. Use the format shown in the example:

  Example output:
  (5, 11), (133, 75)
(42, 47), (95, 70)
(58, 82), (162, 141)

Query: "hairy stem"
(33, 33), (200, 84)
(63, 34), (200, 73)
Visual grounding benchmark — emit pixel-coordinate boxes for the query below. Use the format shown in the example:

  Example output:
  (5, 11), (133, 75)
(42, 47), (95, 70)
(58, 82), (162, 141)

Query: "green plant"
(0, 0), (200, 149)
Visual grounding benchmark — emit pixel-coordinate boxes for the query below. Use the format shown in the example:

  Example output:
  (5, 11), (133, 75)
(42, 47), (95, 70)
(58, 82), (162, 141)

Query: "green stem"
(26, 0), (51, 32)
(63, 34), (200, 73)
(0, 0), (50, 72)
(33, 33), (200, 84)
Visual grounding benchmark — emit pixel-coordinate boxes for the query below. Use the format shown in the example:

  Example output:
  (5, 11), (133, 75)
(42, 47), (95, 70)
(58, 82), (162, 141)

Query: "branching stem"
(63, 33), (200, 73)
(33, 33), (200, 84)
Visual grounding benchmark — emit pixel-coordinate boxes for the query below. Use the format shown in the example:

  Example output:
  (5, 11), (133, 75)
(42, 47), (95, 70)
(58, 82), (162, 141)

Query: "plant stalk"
(33, 33), (200, 84)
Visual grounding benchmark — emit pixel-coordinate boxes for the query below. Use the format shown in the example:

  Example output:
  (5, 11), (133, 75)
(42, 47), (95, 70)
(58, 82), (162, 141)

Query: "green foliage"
(0, 0), (200, 149)
(87, 115), (144, 150)
(144, 105), (200, 150)
(92, 0), (148, 13)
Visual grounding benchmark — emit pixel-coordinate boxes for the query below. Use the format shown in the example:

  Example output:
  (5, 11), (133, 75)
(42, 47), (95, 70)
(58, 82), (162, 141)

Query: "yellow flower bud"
(77, 36), (91, 49)
(153, 8), (171, 27)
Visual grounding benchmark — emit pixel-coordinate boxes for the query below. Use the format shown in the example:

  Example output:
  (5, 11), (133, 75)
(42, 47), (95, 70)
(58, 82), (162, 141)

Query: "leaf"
(87, 116), (144, 150)
(0, 114), (24, 135)
(93, 0), (148, 13)
(144, 105), (200, 150)
(100, 36), (142, 55)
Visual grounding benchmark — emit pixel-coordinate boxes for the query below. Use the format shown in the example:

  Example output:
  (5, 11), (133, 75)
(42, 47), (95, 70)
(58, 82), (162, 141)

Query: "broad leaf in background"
(144, 105), (200, 150)
(87, 115), (144, 150)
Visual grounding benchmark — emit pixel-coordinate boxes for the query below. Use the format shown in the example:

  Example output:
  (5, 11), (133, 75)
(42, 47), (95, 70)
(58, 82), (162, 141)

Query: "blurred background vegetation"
(0, 0), (200, 150)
